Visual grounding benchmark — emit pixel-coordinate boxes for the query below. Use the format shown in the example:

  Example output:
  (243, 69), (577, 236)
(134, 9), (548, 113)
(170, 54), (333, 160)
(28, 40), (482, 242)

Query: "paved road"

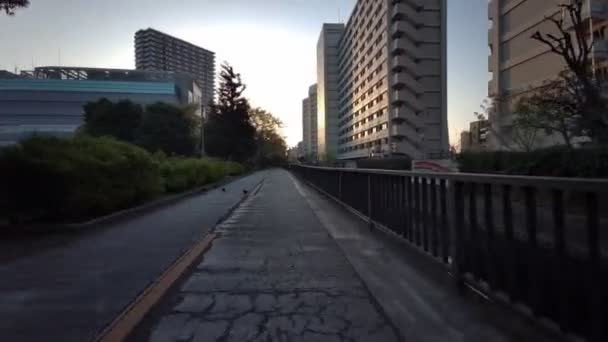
(129, 169), (400, 342)
(0, 171), (266, 342)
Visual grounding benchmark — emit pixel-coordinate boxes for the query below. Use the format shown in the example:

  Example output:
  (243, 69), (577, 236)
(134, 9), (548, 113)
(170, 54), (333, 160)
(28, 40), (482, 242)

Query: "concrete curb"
(2, 173), (251, 236)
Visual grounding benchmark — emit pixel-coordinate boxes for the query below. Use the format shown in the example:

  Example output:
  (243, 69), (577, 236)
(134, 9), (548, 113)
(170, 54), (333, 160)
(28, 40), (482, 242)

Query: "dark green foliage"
(158, 157), (243, 193)
(0, 136), (163, 223)
(250, 108), (287, 167)
(82, 100), (200, 156)
(205, 63), (257, 163)
(457, 147), (608, 178)
(83, 99), (143, 142)
(136, 103), (199, 156)
(0, 136), (245, 224)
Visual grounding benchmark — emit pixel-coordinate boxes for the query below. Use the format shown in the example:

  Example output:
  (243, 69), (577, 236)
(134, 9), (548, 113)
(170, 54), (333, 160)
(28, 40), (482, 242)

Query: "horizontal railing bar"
(291, 165), (608, 192)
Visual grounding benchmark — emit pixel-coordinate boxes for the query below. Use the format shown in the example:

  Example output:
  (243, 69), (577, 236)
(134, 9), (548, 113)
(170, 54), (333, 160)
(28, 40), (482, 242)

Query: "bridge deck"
(129, 169), (556, 342)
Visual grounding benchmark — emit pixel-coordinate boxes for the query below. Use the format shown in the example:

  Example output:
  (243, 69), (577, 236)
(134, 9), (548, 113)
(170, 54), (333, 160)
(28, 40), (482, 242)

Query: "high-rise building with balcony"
(317, 24), (346, 160)
(135, 28), (215, 109)
(302, 84), (318, 158)
(316, 0), (448, 160)
(488, 0), (608, 148)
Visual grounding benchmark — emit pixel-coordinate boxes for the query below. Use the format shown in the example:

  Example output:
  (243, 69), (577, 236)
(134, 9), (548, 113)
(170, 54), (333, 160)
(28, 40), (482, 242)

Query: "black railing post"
(586, 192), (602, 342)
(524, 186), (540, 314)
(502, 185), (517, 301)
(484, 184), (497, 290)
(422, 178), (429, 252)
(368, 174), (374, 230)
(451, 180), (465, 292)
(406, 176), (413, 242)
(551, 189), (569, 332)
(469, 183), (479, 280)
(414, 177), (421, 246)
(431, 178), (439, 258)
(440, 179), (449, 264)
(338, 171), (343, 201)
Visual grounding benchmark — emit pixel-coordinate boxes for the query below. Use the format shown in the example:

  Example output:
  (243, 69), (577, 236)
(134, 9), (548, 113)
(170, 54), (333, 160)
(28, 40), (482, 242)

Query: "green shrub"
(160, 158), (211, 193)
(0, 136), (247, 224)
(0, 136), (164, 223)
(457, 147), (608, 178)
(225, 161), (245, 176)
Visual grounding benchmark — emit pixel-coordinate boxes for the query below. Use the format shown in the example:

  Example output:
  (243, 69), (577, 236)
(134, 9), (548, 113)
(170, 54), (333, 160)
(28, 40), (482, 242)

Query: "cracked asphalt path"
(0, 172), (266, 342)
(129, 169), (400, 342)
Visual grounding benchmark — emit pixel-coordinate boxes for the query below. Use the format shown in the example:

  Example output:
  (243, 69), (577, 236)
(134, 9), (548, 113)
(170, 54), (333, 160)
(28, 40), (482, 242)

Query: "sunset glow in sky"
(1, 0), (489, 147)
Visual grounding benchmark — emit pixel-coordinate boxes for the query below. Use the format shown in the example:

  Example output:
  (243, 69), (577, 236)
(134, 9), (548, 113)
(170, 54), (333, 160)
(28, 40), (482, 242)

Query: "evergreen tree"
(205, 63), (256, 162)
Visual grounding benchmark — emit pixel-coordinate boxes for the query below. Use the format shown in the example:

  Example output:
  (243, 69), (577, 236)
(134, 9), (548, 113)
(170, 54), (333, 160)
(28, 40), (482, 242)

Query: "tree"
(136, 103), (200, 156)
(514, 79), (577, 148)
(525, 0), (608, 144)
(1, 0), (29, 15)
(83, 99), (200, 156)
(474, 98), (541, 152)
(83, 99), (143, 143)
(205, 63), (256, 162)
(250, 107), (287, 166)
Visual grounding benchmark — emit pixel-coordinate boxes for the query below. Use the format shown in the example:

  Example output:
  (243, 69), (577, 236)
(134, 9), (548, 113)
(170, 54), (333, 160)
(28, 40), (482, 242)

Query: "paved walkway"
(130, 169), (558, 342)
(130, 169), (400, 342)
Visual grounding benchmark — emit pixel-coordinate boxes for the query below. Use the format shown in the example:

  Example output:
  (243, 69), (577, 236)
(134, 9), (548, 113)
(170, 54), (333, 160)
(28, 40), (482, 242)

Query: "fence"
(290, 164), (608, 342)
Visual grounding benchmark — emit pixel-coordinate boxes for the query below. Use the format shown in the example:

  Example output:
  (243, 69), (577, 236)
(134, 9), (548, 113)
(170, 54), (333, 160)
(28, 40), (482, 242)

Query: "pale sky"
(0, 0), (489, 147)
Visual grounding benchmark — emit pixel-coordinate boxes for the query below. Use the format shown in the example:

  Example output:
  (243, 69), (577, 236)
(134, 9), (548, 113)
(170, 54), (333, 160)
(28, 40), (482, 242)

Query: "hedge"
(457, 147), (608, 178)
(0, 136), (244, 224)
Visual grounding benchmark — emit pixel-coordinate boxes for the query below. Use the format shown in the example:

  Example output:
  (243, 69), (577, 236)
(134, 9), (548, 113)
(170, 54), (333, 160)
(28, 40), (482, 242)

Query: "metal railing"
(290, 164), (608, 342)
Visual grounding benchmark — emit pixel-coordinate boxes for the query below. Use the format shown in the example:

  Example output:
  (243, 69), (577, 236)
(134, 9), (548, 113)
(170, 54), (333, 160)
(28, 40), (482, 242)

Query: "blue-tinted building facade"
(0, 68), (201, 146)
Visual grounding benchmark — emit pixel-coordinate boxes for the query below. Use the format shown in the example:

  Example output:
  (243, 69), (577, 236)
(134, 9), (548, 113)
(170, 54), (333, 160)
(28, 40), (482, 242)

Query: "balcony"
(392, 2), (421, 25)
(392, 90), (424, 112)
(594, 38), (608, 60)
(392, 54), (417, 72)
(392, 72), (423, 95)
(393, 106), (422, 126)
(391, 38), (418, 57)
(392, 139), (423, 158)
(392, 19), (418, 41)
(391, 122), (418, 140)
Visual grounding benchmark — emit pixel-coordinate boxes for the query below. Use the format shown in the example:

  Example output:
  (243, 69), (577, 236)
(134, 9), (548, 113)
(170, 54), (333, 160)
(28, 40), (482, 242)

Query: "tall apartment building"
(317, 24), (346, 159)
(135, 28), (215, 109)
(316, 0), (448, 160)
(302, 84), (318, 157)
(488, 0), (608, 148)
